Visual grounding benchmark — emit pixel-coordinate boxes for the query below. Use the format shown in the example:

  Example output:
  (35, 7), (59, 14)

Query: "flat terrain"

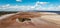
(0, 12), (60, 28)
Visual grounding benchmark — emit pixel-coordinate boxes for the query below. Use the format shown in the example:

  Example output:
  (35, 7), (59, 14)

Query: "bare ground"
(0, 12), (60, 28)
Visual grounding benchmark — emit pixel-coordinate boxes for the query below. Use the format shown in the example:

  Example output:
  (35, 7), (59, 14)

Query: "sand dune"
(0, 12), (60, 28)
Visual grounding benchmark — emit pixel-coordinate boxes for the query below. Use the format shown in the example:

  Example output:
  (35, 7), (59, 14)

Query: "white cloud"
(0, 1), (60, 11)
(34, 1), (48, 10)
(0, 4), (34, 11)
(6, 4), (10, 6)
(40, 2), (48, 5)
(35, 1), (48, 6)
(16, 0), (22, 2)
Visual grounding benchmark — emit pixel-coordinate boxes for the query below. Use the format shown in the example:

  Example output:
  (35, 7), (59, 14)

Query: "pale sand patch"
(40, 15), (60, 25)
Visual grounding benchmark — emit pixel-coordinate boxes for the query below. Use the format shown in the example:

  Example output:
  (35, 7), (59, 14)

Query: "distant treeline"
(0, 11), (60, 16)
(0, 11), (18, 16)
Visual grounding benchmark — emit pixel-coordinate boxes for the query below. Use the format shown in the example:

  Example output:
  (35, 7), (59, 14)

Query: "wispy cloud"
(0, 1), (60, 11)
(16, 0), (22, 2)
(36, 1), (48, 5)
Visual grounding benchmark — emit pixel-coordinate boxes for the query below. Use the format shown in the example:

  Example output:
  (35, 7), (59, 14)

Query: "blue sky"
(0, 0), (60, 11)
(0, 0), (60, 5)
